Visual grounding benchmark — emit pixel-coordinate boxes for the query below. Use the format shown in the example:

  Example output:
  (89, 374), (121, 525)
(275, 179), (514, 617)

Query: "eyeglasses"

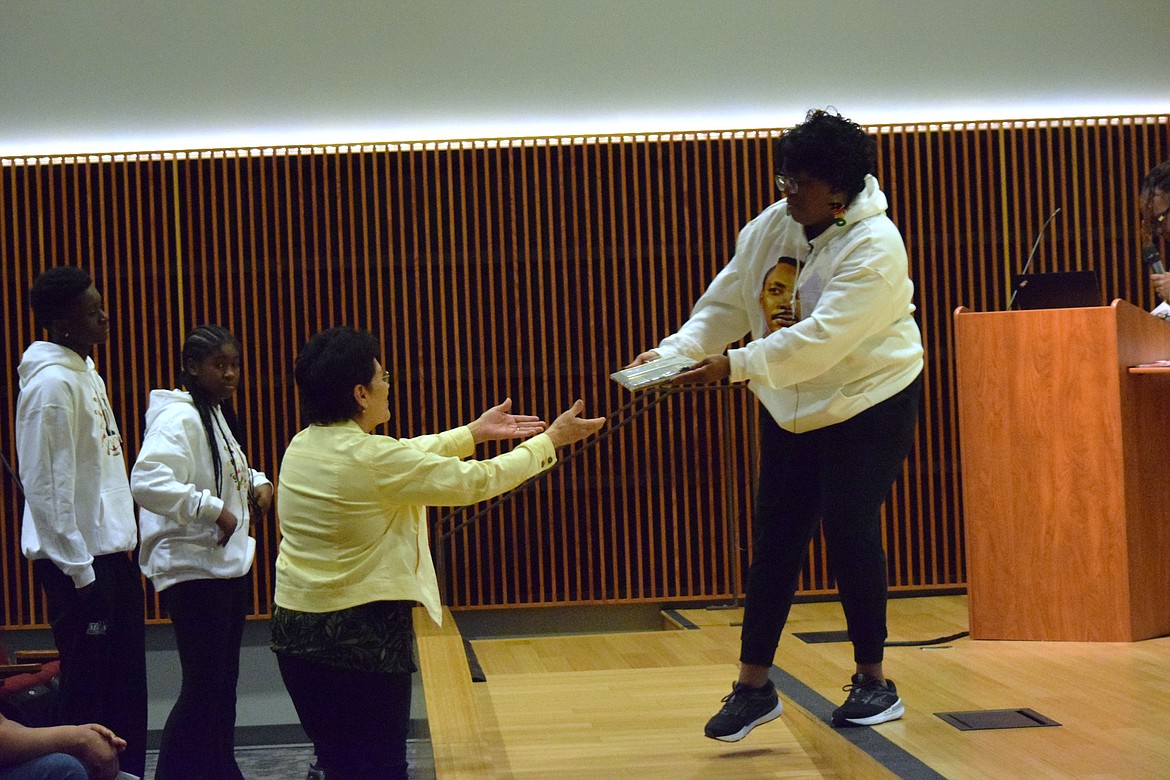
(774, 174), (802, 194)
(381, 370), (391, 384)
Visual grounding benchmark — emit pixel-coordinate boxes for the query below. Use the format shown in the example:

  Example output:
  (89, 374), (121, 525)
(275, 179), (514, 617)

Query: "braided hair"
(179, 325), (241, 496)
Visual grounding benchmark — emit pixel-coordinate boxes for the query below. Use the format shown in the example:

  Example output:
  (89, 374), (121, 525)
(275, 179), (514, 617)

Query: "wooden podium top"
(1128, 361), (1170, 374)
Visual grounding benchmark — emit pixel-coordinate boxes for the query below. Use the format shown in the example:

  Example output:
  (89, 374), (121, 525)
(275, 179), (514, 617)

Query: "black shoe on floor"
(704, 679), (783, 742)
(831, 673), (904, 727)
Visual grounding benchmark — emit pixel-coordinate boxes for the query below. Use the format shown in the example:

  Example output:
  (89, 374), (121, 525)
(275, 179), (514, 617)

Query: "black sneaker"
(704, 680), (783, 742)
(831, 673), (904, 727)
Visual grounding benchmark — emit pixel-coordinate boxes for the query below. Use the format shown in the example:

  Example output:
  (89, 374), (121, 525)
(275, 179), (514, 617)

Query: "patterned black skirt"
(270, 600), (417, 675)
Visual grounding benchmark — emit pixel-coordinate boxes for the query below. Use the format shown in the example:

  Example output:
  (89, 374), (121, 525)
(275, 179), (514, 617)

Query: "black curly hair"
(1141, 161), (1170, 196)
(294, 326), (380, 424)
(774, 109), (876, 198)
(28, 266), (93, 332)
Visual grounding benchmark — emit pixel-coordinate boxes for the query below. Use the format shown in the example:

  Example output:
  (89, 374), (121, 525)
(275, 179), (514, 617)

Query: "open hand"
(468, 398), (547, 444)
(545, 400), (606, 448)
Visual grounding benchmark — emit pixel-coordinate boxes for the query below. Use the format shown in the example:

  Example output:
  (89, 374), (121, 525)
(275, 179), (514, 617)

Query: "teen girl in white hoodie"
(131, 325), (273, 780)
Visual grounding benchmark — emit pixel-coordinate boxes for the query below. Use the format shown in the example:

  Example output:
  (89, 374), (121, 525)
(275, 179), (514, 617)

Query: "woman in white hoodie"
(131, 325), (273, 780)
(630, 109), (923, 741)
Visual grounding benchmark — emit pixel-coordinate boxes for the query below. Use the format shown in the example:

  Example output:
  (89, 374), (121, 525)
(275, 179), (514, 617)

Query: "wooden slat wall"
(1, 116), (1167, 627)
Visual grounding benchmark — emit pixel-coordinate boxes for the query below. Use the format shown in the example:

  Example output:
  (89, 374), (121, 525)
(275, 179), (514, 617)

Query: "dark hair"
(1141, 161), (1170, 196)
(180, 325), (242, 495)
(29, 266), (93, 332)
(774, 109), (876, 199)
(294, 326), (380, 424)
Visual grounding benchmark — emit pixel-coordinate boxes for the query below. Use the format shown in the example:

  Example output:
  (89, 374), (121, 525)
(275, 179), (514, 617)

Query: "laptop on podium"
(1010, 270), (1102, 310)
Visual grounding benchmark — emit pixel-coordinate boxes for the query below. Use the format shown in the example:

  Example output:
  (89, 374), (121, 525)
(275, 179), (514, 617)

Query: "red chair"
(0, 647), (60, 727)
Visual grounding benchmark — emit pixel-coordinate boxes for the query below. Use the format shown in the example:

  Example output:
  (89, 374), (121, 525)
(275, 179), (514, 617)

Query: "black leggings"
(155, 576), (248, 780)
(277, 653), (412, 780)
(739, 374), (921, 667)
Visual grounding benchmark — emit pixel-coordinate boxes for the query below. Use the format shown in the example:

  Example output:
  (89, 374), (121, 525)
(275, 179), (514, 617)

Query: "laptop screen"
(1010, 270), (1102, 310)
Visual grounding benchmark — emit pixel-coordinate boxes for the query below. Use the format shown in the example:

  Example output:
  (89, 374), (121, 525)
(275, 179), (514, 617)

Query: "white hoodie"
(132, 389), (268, 591)
(16, 341), (137, 588)
(656, 175), (924, 433)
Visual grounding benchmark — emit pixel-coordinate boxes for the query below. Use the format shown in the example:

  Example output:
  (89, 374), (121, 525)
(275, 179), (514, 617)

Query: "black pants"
(155, 576), (249, 780)
(276, 653), (412, 780)
(740, 374), (922, 668)
(33, 552), (148, 778)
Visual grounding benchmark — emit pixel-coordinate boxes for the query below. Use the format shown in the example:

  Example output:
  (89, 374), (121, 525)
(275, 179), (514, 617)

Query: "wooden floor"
(417, 596), (1170, 778)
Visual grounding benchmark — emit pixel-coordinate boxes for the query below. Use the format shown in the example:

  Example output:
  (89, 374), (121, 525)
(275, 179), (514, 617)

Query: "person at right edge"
(628, 109), (923, 740)
(1141, 161), (1170, 315)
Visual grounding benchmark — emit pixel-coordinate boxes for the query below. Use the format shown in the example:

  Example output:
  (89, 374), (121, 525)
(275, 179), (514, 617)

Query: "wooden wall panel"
(1, 116), (1168, 627)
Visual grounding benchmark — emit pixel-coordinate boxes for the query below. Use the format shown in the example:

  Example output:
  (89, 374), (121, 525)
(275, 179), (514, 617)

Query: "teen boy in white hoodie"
(16, 266), (147, 778)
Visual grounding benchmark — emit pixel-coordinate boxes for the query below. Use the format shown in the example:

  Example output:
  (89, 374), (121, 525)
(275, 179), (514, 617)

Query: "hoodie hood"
(807, 174), (888, 248)
(19, 341), (91, 388)
(847, 174), (888, 223)
(143, 388), (195, 429)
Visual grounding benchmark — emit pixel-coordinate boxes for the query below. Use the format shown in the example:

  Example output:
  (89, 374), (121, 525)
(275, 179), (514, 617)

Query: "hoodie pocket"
(97, 485), (135, 542)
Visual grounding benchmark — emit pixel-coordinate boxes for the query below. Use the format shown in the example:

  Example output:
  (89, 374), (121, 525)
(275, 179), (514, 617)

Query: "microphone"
(1008, 207), (1061, 310)
(1143, 243), (1165, 275)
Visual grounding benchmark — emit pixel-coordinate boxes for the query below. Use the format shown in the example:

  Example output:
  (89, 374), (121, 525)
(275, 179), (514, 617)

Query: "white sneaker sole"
(838, 699), (905, 727)
(708, 700), (784, 742)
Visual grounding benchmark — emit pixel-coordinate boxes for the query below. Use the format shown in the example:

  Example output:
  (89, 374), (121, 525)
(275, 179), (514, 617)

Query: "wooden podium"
(954, 299), (1170, 641)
